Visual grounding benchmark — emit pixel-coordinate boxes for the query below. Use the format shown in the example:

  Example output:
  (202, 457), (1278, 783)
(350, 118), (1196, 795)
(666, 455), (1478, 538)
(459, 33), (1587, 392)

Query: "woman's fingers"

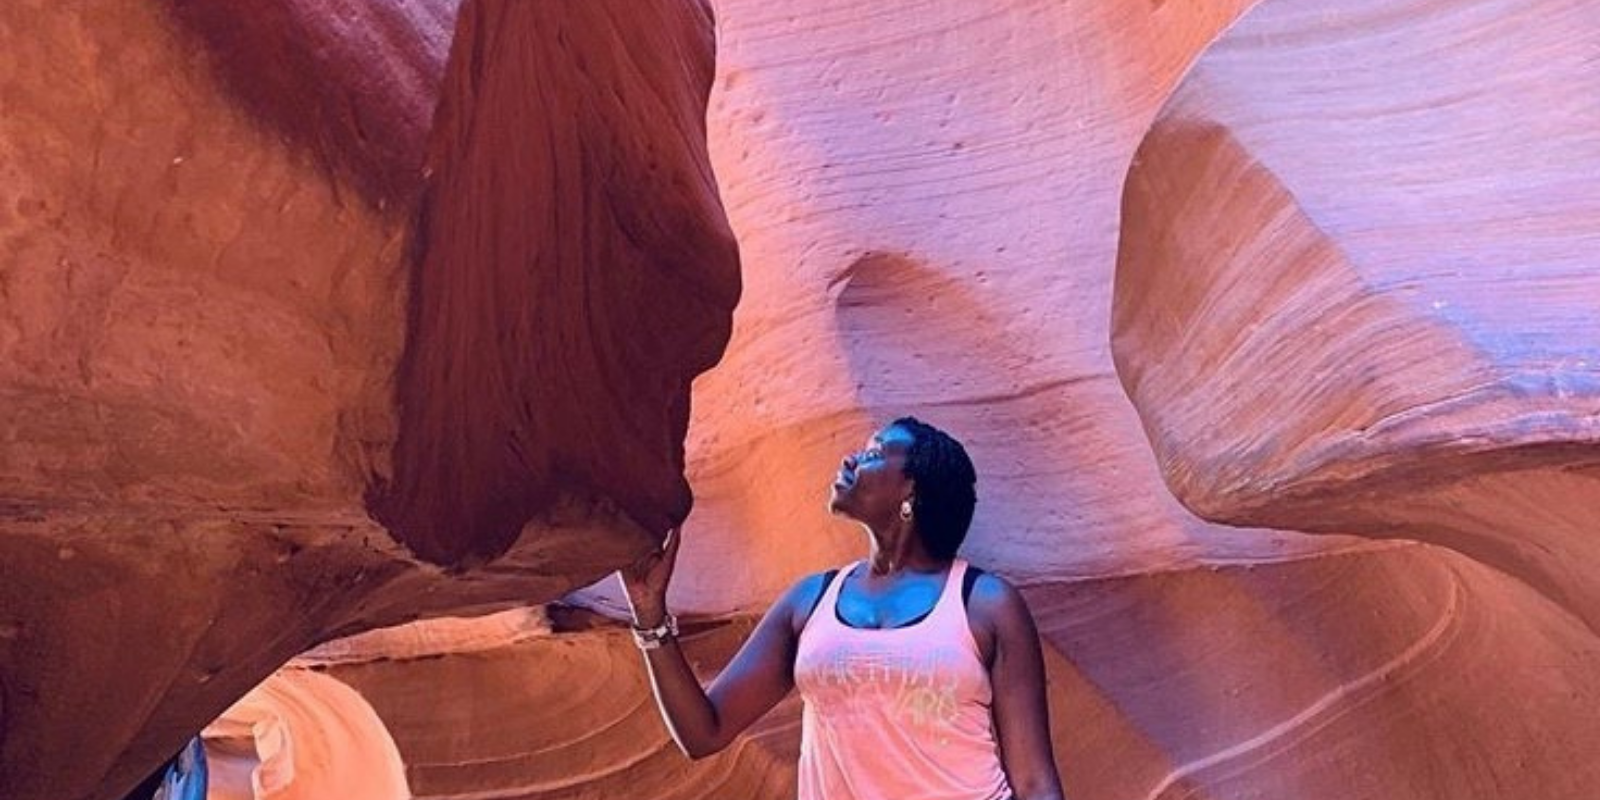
(618, 528), (680, 597)
(621, 543), (660, 583)
(663, 526), (683, 564)
(651, 528), (679, 583)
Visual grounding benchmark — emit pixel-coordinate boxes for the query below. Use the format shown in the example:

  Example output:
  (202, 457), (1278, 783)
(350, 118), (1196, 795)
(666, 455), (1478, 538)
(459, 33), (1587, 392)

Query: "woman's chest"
(834, 575), (945, 629)
(794, 634), (991, 727)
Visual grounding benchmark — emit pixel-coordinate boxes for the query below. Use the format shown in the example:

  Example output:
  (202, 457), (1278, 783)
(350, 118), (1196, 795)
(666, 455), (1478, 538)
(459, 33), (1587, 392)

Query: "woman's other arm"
(976, 574), (1067, 800)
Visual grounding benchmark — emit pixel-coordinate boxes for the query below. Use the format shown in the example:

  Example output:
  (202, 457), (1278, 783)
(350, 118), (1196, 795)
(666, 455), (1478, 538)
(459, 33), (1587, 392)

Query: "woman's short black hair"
(892, 416), (977, 560)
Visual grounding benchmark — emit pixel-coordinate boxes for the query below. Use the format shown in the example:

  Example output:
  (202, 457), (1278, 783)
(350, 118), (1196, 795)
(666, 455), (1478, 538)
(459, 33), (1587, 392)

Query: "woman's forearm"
(620, 538), (799, 763)
(618, 532), (732, 759)
(632, 608), (726, 759)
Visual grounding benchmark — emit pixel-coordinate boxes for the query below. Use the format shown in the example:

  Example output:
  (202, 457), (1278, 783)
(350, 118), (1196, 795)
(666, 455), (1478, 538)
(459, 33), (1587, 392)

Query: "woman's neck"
(863, 521), (945, 576)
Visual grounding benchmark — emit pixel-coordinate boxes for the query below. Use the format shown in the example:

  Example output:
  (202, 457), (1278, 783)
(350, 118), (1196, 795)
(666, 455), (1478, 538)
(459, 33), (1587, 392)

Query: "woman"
(619, 417), (1065, 800)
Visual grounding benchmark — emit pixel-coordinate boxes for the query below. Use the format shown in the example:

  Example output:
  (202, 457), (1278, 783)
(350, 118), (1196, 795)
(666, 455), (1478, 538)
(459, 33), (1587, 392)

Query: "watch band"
(631, 611), (679, 650)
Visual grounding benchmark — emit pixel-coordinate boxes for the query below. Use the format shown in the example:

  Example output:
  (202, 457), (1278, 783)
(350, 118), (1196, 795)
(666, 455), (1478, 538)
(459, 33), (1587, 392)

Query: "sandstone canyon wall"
(3, 0), (1599, 799)
(0, 0), (736, 797)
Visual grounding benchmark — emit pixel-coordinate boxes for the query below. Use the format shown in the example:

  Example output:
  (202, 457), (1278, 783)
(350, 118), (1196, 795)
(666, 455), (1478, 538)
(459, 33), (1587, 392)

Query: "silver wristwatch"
(631, 611), (679, 650)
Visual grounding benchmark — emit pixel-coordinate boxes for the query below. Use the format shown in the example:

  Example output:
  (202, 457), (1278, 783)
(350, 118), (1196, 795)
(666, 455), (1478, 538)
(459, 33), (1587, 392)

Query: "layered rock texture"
(203, 668), (409, 800)
(299, 609), (799, 799)
(1, 0), (734, 797)
(1113, 0), (1600, 633)
(3, 0), (1598, 798)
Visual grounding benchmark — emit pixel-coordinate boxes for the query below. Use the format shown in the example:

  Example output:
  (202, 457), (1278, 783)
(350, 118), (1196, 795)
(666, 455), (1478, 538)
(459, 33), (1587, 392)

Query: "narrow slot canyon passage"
(5, 0), (1599, 798)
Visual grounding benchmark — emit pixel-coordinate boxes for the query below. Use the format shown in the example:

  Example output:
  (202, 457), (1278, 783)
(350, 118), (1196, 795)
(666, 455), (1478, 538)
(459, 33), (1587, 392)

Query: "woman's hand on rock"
(617, 526), (682, 627)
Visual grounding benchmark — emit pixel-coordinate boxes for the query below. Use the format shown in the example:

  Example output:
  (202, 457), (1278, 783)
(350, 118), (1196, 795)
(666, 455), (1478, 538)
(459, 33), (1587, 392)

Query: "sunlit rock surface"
(1112, 0), (1600, 636)
(302, 610), (798, 799)
(3, 0), (1599, 798)
(202, 669), (408, 800)
(669, 0), (1600, 797)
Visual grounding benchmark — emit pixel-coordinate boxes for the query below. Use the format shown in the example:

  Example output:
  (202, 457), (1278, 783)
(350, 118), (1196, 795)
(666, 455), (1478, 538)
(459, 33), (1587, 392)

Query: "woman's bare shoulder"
(770, 568), (844, 631)
(966, 569), (1038, 635)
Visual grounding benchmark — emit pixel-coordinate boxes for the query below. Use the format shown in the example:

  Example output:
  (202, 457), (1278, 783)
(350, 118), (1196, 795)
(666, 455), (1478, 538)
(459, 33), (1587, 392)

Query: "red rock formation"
(1114, 0), (1600, 631)
(370, 0), (740, 565)
(0, 0), (735, 797)
(304, 612), (798, 798)
(166, 0), (460, 208)
(1035, 543), (1600, 799)
(203, 669), (409, 799)
(7, 0), (1600, 797)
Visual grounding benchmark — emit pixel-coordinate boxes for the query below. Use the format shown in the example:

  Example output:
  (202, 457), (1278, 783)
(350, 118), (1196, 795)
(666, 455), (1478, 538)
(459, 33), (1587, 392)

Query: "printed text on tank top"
(794, 558), (1014, 800)
(800, 560), (989, 734)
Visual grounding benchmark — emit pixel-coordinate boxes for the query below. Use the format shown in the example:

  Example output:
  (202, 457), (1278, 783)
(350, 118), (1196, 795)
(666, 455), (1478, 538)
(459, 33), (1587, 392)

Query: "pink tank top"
(793, 558), (1012, 800)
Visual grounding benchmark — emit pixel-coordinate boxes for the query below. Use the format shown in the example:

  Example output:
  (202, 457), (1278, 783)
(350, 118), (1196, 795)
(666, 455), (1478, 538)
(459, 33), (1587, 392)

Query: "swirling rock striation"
(6, 0), (1600, 798)
(202, 669), (409, 800)
(167, 0), (460, 209)
(311, 614), (798, 799)
(1114, 0), (1600, 630)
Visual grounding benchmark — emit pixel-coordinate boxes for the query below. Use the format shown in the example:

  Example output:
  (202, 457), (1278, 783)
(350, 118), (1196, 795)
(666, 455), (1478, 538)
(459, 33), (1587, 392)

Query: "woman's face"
(828, 424), (916, 525)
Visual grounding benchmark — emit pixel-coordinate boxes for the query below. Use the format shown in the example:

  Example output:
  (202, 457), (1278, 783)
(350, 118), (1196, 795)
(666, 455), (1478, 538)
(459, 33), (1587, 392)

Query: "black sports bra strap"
(962, 564), (985, 609)
(801, 569), (841, 627)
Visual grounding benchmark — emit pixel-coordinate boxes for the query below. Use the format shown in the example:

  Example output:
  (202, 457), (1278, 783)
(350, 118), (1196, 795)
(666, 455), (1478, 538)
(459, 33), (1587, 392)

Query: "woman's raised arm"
(619, 529), (828, 759)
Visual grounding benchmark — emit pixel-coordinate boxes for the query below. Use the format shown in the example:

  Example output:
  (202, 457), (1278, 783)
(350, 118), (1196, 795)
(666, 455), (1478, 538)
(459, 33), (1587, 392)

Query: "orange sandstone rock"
(310, 614), (798, 799)
(1114, 0), (1600, 631)
(370, 0), (740, 565)
(0, 0), (735, 796)
(5, 0), (1600, 798)
(166, 0), (459, 209)
(203, 669), (409, 800)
